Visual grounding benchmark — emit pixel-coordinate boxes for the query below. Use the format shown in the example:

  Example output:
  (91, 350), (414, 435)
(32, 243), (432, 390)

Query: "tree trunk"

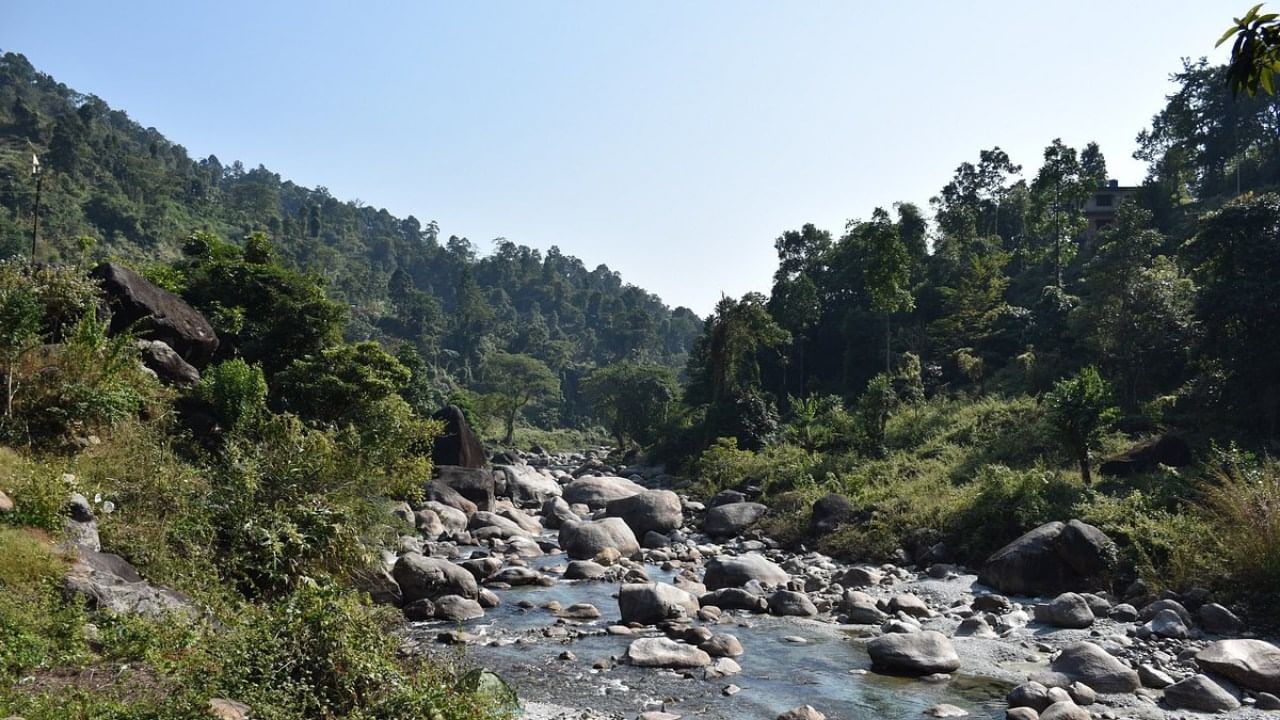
(504, 412), (515, 445)
(884, 312), (892, 374)
(1079, 454), (1092, 486)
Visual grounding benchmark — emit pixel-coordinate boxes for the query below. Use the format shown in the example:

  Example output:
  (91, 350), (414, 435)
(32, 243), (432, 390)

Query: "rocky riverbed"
(372, 443), (1280, 720)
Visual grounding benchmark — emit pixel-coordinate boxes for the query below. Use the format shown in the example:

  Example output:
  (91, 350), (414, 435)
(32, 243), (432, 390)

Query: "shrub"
(1198, 457), (1280, 598)
(197, 358), (268, 432)
(0, 527), (85, 678)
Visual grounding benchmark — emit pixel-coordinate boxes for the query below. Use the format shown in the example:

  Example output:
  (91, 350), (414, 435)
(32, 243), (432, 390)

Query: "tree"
(859, 208), (915, 372)
(481, 352), (560, 444)
(581, 362), (678, 447)
(1219, 3), (1280, 95)
(1184, 192), (1280, 437)
(1045, 366), (1119, 485)
(273, 341), (412, 428)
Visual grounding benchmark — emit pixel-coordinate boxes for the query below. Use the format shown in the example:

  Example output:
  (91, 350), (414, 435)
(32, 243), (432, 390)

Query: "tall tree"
(859, 208), (915, 372)
(481, 352), (560, 444)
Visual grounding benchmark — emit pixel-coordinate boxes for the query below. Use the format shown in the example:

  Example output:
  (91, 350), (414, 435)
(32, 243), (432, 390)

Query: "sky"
(1, 1), (1232, 315)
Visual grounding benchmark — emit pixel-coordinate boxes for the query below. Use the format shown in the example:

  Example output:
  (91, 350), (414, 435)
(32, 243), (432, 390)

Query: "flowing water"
(408, 544), (1012, 720)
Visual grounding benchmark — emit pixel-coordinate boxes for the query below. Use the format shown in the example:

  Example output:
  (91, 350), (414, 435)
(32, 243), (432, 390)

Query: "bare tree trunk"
(1079, 454), (1092, 486)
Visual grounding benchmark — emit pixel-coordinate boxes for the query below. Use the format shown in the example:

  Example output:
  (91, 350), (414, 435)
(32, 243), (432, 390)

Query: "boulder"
(495, 464), (562, 506)
(703, 502), (768, 537)
(425, 481), (478, 517)
(810, 493), (857, 535)
(562, 476), (645, 510)
(1143, 608), (1189, 639)
(1199, 602), (1244, 635)
(487, 567), (552, 587)
(625, 637), (711, 668)
(1043, 593), (1095, 629)
(709, 489), (748, 507)
(700, 634), (744, 658)
(541, 497), (581, 529)
(618, 582), (700, 625)
(564, 560), (608, 580)
(467, 511), (530, 537)
(391, 554), (478, 602)
(835, 566), (882, 588)
(1033, 642), (1139, 693)
(703, 553), (789, 590)
(1163, 674), (1240, 712)
(1099, 434), (1192, 477)
(1039, 701), (1088, 720)
(64, 548), (196, 618)
(353, 566), (402, 606)
(558, 518), (640, 560)
(434, 466), (496, 512)
(978, 520), (1115, 596)
(92, 262), (218, 367)
(430, 405), (486, 469)
(866, 630), (960, 675)
(605, 489), (683, 536)
(768, 589), (818, 617)
(1196, 639), (1280, 693)
(434, 594), (484, 622)
(700, 587), (769, 612)
(413, 508), (444, 539)
(135, 339), (200, 386)
(422, 501), (467, 535)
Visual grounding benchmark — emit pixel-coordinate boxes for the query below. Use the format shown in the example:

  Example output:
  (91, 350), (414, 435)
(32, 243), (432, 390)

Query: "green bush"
(0, 528), (86, 678)
(197, 358), (268, 433)
(1198, 457), (1280, 597)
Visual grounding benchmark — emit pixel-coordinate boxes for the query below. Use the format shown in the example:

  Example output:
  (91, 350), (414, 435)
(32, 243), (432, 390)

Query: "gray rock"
(700, 634), (744, 658)
(541, 497), (581, 529)
(1196, 639), (1280, 693)
(494, 464), (562, 506)
(1033, 642), (1139, 693)
(978, 520), (1115, 596)
(564, 560), (608, 580)
(618, 582), (700, 625)
(1138, 663), (1174, 689)
(136, 339), (200, 386)
(703, 553), (789, 590)
(1045, 592), (1094, 629)
(605, 489), (683, 536)
(562, 476), (645, 510)
(434, 594), (484, 622)
(1108, 603), (1139, 622)
(866, 630), (960, 675)
(835, 566), (882, 588)
(1144, 608), (1189, 639)
(889, 593), (931, 618)
(434, 465), (496, 512)
(558, 518), (641, 560)
(703, 502), (768, 537)
(392, 554), (478, 602)
(700, 587), (768, 612)
(625, 637), (712, 668)
(768, 589), (818, 617)
(1005, 709), (1039, 720)
(1163, 674), (1240, 712)
(1038, 701), (1088, 720)
(423, 501), (467, 535)
(63, 549), (196, 619)
(1199, 602), (1244, 635)
(1007, 681), (1051, 711)
(487, 566), (552, 587)
(954, 617), (997, 638)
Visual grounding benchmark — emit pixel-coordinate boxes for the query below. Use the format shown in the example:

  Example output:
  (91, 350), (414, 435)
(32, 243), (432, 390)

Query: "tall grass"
(1200, 458), (1280, 597)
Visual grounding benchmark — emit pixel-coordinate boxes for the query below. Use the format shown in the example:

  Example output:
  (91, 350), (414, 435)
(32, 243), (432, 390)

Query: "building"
(1081, 179), (1140, 239)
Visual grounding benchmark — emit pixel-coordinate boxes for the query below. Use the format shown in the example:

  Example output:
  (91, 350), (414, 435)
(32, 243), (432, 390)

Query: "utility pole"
(30, 153), (42, 265)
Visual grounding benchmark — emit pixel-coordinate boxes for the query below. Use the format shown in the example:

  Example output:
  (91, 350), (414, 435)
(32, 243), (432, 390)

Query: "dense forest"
(0, 48), (701, 436)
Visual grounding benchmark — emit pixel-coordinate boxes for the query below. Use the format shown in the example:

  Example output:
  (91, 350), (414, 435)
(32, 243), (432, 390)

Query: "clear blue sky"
(1, 1), (1231, 314)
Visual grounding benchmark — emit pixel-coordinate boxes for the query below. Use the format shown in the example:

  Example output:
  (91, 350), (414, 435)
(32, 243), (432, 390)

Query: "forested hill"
(0, 50), (702, 385)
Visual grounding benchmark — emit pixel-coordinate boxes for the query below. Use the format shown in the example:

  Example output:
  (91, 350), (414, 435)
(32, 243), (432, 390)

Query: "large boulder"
(1032, 642), (1140, 693)
(430, 405), (486, 469)
(558, 518), (640, 560)
(541, 497), (581, 529)
(1099, 434), (1192, 478)
(810, 493), (858, 536)
(92, 262), (218, 367)
(625, 637), (712, 668)
(64, 549), (196, 619)
(425, 480), (478, 517)
(562, 476), (645, 510)
(605, 489), (683, 536)
(700, 587), (769, 612)
(1163, 674), (1240, 712)
(703, 502), (768, 537)
(495, 464), (562, 507)
(618, 582), (700, 625)
(391, 554), (478, 603)
(978, 520), (1116, 596)
(434, 466), (496, 512)
(1196, 639), (1280, 694)
(135, 339), (200, 386)
(423, 501), (468, 535)
(867, 631), (961, 675)
(703, 553), (789, 590)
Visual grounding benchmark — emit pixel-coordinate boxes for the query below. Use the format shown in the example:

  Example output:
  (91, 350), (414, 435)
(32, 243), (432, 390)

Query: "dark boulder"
(426, 479), (478, 517)
(811, 493), (858, 535)
(1099, 435), (1191, 477)
(979, 520), (1116, 596)
(91, 262), (218, 368)
(434, 466), (496, 512)
(430, 405), (487, 469)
